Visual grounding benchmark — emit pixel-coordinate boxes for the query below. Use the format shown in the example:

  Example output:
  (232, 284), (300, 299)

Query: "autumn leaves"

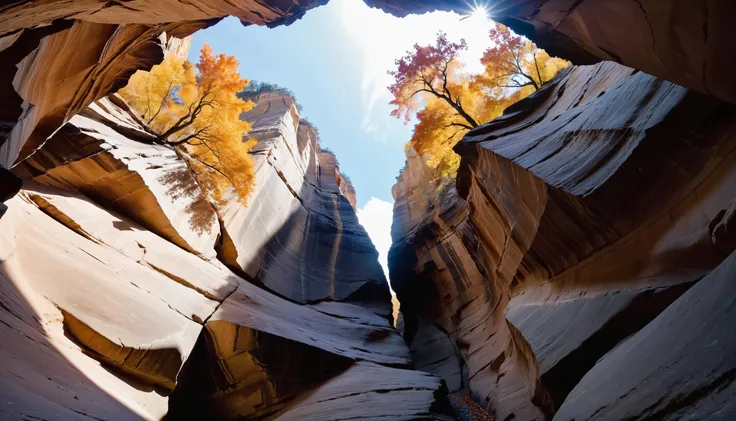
(388, 24), (569, 178)
(119, 45), (257, 207)
(116, 24), (567, 209)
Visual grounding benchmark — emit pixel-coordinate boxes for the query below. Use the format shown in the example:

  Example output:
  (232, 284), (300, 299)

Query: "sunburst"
(460, 1), (490, 21)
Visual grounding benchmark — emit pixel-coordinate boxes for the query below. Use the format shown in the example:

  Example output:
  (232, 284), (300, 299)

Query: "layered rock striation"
(218, 91), (389, 308)
(0, 91), (450, 420)
(2, 0), (734, 182)
(390, 60), (736, 420)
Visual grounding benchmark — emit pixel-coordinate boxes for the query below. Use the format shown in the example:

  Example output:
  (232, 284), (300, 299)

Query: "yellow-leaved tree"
(119, 44), (257, 206)
(389, 25), (569, 178)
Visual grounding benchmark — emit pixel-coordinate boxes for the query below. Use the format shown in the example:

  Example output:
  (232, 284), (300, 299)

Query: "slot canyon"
(1, 1), (736, 421)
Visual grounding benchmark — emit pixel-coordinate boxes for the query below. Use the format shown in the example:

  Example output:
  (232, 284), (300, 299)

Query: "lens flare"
(461, 1), (490, 21)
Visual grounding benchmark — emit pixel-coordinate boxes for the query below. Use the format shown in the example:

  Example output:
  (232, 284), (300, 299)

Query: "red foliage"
(387, 32), (468, 123)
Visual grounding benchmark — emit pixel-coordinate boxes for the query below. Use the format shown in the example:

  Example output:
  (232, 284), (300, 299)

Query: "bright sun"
(461, 2), (489, 21)
(470, 4), (488, 19)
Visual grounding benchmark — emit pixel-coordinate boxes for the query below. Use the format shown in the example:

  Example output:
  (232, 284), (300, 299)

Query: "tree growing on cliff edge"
(475, 24), (569, 97)
(388, 26), (568, 179)
(388, 33), (479, 129)
(119, 44), (257, 206)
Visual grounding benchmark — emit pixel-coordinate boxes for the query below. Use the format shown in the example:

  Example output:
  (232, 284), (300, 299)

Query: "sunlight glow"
(357, 197), (394, 279)
(467, 3), (489, 20)
(335, 0), (495, 140)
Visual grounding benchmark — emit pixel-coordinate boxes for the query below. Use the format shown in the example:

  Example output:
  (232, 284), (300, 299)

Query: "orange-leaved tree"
(119, 44), (257, 206)
(389, 27), (568, 178)
(475, 24), (569, 96)
(388, 33), (478, 130)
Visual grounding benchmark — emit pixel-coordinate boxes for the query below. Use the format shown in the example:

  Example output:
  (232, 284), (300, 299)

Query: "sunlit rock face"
(218, 91), (390, 308)
(1, 96), (446, 419)
(390, 60), (736, 420)
(13, 94), (220, 257)
(0, 0), (327, 171)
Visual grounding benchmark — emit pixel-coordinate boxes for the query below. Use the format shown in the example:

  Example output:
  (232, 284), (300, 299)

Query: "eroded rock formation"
(2, 0), (734, 178)
(0, 90), (450, 420)
(2, 1), (736, 420)
(390, 60), (736, 420)
(217, 91), (389, 307)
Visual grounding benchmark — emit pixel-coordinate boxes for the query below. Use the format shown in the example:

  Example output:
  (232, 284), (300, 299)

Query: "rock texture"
(1, 91), (447, 420)
(555, 249), (736, 421)
(2, 0), (734, 176)
(218, 92), (389, 307)
(266, 362), (455, 421)
(15, 94), (220, 258)
(2, 2), (736, 421)
(391, 60), (736, 420)
(0, 0), (328, 171)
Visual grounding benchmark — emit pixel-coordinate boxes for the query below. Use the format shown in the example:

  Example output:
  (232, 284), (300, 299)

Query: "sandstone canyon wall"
(390, 60), (736, 420)
(2, 1), (736, 421)
(0, 91), (453, 420)
(1, 0), (734, 178)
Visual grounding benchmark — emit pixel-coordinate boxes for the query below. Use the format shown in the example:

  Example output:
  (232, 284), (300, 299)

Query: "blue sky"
(188, 0), (494, 275)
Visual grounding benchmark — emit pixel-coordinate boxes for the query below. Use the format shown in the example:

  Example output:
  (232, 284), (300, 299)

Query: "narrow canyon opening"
(2, 2), (736, 421)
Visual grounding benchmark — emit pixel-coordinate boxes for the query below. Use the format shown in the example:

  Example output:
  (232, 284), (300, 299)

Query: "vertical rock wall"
(390, 61), (736, 420)
(218, 92), (390, 309)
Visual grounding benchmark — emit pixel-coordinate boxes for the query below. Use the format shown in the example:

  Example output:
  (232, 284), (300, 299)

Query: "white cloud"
(357, 197), (394, 279)
(332, 0), (495, 140)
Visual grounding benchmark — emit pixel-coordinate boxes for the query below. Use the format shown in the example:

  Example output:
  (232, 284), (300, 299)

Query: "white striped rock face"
(390, 61), (736, 420)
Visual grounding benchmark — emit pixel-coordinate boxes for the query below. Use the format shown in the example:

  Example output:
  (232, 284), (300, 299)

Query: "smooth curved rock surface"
(0, 199), (176, 420)
(23, 182), (239, 301)
(15, 95), (220, 258)
(219, 92), (389, 307)
(0, 21), (204, 168)
(267, 362), (455, 421)
(2, 92), (421, 421)
(390, 149), (552, 421)
(391, 60), (736, 419)
(553, 250), (736, 421)
(1, 194), (209, 393)
(197, 284), (412, 419)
